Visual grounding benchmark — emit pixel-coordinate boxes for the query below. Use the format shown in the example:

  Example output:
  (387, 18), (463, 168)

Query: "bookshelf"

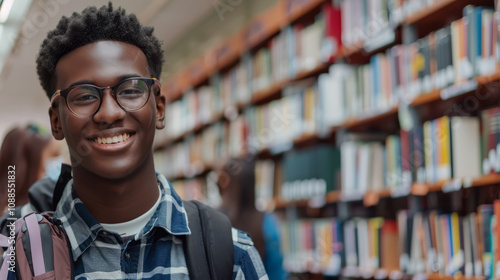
(274, 172), (500, 210)
(154, 0), (500, 279)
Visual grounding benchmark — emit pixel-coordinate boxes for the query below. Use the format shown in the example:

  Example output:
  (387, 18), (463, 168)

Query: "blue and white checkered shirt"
(11, 173), (268, 280)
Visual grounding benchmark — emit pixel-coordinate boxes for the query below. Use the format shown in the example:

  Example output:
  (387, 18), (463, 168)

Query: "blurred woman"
(218, 157), (287, 280)
(0, 124), (61, 215)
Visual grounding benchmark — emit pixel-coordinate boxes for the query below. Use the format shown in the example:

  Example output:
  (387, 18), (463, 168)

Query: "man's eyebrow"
(66, 74), (143, 88)
(67, 80), (94, 88)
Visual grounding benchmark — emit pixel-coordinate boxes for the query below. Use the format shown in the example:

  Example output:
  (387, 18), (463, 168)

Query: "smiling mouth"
(90, 133), (132, 144)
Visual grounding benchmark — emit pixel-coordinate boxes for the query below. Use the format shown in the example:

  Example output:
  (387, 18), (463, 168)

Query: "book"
(281, 145), (341, 201)
(422, 116), (481, 183)
(322, 2), (343, 62)
(381, 220), (399, 271)
(450, 116), (482, 179)
(478, 204), (494, 279)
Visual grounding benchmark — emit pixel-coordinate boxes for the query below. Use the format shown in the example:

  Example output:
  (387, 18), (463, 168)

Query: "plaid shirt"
(10, 174), (268, 280)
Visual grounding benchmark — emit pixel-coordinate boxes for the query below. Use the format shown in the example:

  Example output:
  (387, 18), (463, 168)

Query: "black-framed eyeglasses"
(50, 77), (161, 117)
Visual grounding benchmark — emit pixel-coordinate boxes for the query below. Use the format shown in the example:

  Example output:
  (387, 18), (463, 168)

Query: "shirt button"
(125, 252), (130, 259)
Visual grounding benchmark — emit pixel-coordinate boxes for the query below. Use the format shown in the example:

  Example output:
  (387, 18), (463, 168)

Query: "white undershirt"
(101, 184), (162, 238)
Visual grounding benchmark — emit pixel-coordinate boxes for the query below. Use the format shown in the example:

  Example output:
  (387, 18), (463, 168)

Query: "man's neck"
(71, 160), (160, 224)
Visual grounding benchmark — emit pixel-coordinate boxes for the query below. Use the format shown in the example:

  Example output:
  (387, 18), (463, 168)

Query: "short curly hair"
(36, 2), (164, 100)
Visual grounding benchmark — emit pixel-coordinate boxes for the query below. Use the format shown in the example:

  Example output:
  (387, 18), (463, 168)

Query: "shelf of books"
(153, 0), (500, 279)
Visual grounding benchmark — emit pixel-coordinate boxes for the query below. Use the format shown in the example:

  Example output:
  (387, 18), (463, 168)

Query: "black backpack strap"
(27, 177), (57, 212)
(52, 163), (72, 209)
(183, 200), (234, 280)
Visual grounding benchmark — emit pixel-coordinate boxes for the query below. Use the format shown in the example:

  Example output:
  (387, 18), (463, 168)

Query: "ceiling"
(0, 0), (213, 140)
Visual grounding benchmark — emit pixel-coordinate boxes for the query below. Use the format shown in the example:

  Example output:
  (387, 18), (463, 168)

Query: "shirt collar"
(54, 173), (191, 261)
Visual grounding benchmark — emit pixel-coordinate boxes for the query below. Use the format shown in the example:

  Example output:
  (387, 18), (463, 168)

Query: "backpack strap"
(23, 214), (46, 276)
(0, 218), (24, 279)
(0, 212), (73, 279)
(183, 200), (234, 280)
(52, 163), (72, 210)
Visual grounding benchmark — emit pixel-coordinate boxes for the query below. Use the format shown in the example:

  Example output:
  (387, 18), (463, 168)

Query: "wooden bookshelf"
(410, 89), (442, 106)
(364, 190), (391, 207)
(274, 198), (310, 209)
(427, 275), (485, 280)
(251, 63), (330, 105)
(171, 162), (214, 181)
(270, 171), (500, 210)
(410, 173), (500, 196)
(157, 61), (333, 150)
(294, 62), (330, 81)
(251, 81), (285, 105)
(412, 0), (495, 39)
(472, 173), (500, 187)
(160, 0), (500, 153)
(338, 43), (364, 60)
(343, 106), (400, 131)
(216, 31), (245, 72)
(185, 58), (209, 90)
(285, 0), (328, 24)
(406, 0), (494, 28)
(325, 190), (341, 203)
(293, 133), (320, 147)
(477, 68), (500, 84)
(159, 1), (500, 278)
(164, 0), (497, 105)
(164, 70), (190, 102)
(411, 70), (500, 107)
(243, 1), (286, 51)
(273, 190), (341, 210)
(161, 68), (500, 179)
(284, 271), (485, 280)
(407, 0), (467, 25)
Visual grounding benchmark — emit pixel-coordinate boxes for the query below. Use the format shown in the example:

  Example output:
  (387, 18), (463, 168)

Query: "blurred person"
(218, 157), (287, 280)
(0, 124), (61, 215)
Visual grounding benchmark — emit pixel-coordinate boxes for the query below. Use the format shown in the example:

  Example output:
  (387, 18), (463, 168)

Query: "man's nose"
(92, 89), (127, 125)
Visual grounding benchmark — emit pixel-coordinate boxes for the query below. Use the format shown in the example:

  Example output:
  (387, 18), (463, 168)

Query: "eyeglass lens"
(66, 79), (150, 116)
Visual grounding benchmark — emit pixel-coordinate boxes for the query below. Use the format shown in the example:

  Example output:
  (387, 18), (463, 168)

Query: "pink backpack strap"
(0, 212), (72, 279)
(24, 213), (46, 276)
(0, 234), (8, 247)
(0, 218), (24, 279)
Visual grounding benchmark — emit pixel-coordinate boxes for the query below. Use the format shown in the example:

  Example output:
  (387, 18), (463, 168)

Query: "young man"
(7, 3), (268, 279)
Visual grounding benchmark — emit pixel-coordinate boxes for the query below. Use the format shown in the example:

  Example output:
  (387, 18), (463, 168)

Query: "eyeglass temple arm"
(50, 91), (61, 107)
(152, 78), (162, 96)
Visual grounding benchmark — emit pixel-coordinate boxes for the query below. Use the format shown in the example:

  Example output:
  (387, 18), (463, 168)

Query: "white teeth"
(95, 133), (130, 144)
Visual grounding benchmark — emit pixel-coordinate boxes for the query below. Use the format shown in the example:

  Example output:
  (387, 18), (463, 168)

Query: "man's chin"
(75, 162), (139, 181)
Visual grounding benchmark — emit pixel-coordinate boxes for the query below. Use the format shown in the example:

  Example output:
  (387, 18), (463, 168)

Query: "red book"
(381, 220), (399, 270)
(322, 2), (342, 62)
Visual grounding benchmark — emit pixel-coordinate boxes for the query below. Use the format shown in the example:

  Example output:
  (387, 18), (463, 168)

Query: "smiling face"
(49, 40), (165, 180)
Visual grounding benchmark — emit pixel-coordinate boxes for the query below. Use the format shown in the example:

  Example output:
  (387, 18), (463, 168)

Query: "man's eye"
(120, 89), (142, 95)
(118, 88), (146, 99)
(77, 95), (98, 101)
(69, 92), (99, 104)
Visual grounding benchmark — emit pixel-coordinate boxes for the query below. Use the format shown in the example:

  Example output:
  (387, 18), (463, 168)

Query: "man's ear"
(155, 93), (166, 130)
(49, 107), (65, 140)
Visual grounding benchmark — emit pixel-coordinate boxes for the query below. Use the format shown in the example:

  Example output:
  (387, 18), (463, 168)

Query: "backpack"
(0, 165), (234, 279)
